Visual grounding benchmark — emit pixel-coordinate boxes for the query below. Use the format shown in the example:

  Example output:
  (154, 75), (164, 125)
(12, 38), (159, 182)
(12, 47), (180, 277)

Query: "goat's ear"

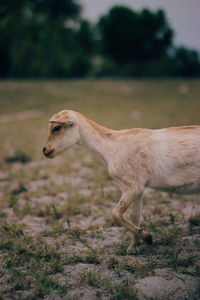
(49, 120), (65, 124)
(49, 120), (74, 127)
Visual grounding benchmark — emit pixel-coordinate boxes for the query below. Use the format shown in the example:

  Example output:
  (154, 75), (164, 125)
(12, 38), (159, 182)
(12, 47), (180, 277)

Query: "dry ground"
(0, 80), (200, 299)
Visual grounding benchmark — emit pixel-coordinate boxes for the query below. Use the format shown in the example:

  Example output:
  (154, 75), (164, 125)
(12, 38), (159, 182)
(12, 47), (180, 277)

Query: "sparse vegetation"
(0, 80), (199, 299)
(79, 271), (102, 287)
(107, 280), (138, 300)
(189, 215), (200, 226)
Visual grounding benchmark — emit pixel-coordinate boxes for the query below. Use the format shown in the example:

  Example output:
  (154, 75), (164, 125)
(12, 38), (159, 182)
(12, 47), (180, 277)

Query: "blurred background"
(0, 0), (200, 78)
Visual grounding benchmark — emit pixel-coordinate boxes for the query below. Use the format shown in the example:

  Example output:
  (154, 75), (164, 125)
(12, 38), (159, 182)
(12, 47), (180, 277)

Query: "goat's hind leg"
(111, 189), (147, 254)
(126, 194), (143, 254)
(112, 189), (152, 255)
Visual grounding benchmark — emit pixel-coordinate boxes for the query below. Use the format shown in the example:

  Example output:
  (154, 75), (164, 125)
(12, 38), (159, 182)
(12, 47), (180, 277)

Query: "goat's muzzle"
(43, 147), (55, 158)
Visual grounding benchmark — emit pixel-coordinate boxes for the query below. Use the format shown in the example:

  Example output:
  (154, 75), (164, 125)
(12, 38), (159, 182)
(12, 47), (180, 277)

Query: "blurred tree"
(98, 6), (138, 64)
(0, 2), (199, 78)
(67, 20), (95, 76)
(98, 6), (173, 75)
(34, 0), (80, 22)
(170, 46), (200, 77)
(33, 0), (81, 76)
(0, 0), (28, 76)
(0, 0), (95, 77)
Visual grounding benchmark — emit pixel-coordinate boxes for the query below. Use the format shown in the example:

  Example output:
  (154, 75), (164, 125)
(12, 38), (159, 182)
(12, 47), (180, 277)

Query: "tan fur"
(43, 110), (200, 254)
(167, 125), (199, 131)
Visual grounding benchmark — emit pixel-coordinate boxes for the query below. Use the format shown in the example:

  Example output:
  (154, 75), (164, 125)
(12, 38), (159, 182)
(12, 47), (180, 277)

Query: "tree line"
(0, 0), (200, 78)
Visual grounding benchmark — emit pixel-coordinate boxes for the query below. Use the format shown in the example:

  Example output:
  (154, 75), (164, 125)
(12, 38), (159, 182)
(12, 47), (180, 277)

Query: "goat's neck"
(78, 115), (114, 163)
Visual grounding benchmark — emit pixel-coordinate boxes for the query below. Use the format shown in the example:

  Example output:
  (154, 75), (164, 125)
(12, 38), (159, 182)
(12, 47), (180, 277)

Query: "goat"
(43, 110), (200, 254)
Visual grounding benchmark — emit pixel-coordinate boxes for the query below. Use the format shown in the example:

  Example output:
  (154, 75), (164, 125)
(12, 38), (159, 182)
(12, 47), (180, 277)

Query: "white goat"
(43, 110), (200, 254)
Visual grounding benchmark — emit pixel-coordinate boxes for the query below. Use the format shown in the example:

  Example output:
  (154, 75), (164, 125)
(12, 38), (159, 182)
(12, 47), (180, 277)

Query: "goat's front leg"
(112, 189), (152, 254)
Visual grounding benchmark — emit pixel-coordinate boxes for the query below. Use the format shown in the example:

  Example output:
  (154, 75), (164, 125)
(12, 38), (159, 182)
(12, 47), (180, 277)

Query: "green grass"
(79, 271), (102, 287)
(0, 222), (67, 298)
(0, 79), (200, 299)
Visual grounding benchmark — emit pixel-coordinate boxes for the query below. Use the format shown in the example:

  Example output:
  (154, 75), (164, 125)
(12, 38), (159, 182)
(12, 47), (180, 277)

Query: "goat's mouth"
(44, 149), (55, 158)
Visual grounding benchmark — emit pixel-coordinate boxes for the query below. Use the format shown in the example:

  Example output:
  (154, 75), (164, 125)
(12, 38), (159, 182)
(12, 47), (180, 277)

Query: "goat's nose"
(43, 146), (46, 153)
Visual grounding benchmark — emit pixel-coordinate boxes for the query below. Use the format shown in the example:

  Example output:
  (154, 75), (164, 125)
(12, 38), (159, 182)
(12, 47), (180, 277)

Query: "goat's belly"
(148, 176), (200, 194)
(153, 183), (200, 194)
(147, 163), (200, 194)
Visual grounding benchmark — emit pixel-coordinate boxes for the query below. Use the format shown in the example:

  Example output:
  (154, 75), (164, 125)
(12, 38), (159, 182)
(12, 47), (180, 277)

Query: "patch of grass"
(176, 254), (198, 268)
(68, 226), (86, 239)
(11, 183), (28, 195)
(107, 256), (135, 274)
(0, 240), (14, 251)
(121, 263), (136, 274)
(189, 215), (200, 226)
(42, 221), (86, 240)
(64, 253), (85, 265)
(135, 223), (189, 273)
(35, 275), (68, 298)
(4, 239), (62, 269)
(8, 268), (32, 291)
(7, 269), (68, 298)
(79, 271), (102, 287)
(0, 222), (67, 297)
(53, 194), (92, 218)
(114, 242), (129, 256)
(169, 214), (176, 224)
(107, 280), (137, 300)
(138, 238), (198, 273)
(63, 248), (101, 265)
(34, 203), (63, 219)
(49, 203), (63, 219)
(107, 256), (119, 270)
(155, 226), (184, 246)
(79, 272), (138, 300)
(0, 212), (7, 218)
(8, 194), (19, 208)
(84, 248), (101, 264)
(22, 199), (87, 221)
(136, 256), (157, 277)
(1, 222), (24, 238)
(42, 228), (68, 237)
(0, 223), (24, 251)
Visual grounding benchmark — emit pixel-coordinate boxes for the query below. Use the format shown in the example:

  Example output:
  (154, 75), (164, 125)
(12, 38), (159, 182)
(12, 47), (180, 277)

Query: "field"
(0, 80), (200, 299)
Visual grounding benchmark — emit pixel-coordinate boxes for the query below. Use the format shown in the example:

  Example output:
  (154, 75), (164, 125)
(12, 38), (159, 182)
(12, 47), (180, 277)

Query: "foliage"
(0, 2), (199, 77)
(97, 6), (200, 77)
(98, 7), (173, 64)
(0, 0), (94, 77)
(170, 46), (200, 77)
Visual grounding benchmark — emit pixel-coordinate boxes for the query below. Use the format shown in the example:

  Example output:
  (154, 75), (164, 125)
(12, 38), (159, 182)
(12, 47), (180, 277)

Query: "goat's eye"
(52, 125), (61, 133)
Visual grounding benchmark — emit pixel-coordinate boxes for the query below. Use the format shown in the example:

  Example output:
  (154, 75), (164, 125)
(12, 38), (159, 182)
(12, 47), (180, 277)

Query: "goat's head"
(43, 110), (80, 158)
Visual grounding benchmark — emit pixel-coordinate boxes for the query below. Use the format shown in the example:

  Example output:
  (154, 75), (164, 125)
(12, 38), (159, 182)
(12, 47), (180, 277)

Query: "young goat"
(43, 110), (200, 254)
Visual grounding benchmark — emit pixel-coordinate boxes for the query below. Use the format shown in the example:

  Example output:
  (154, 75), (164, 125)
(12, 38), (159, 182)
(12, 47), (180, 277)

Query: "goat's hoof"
(142, 232), (153, 245)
